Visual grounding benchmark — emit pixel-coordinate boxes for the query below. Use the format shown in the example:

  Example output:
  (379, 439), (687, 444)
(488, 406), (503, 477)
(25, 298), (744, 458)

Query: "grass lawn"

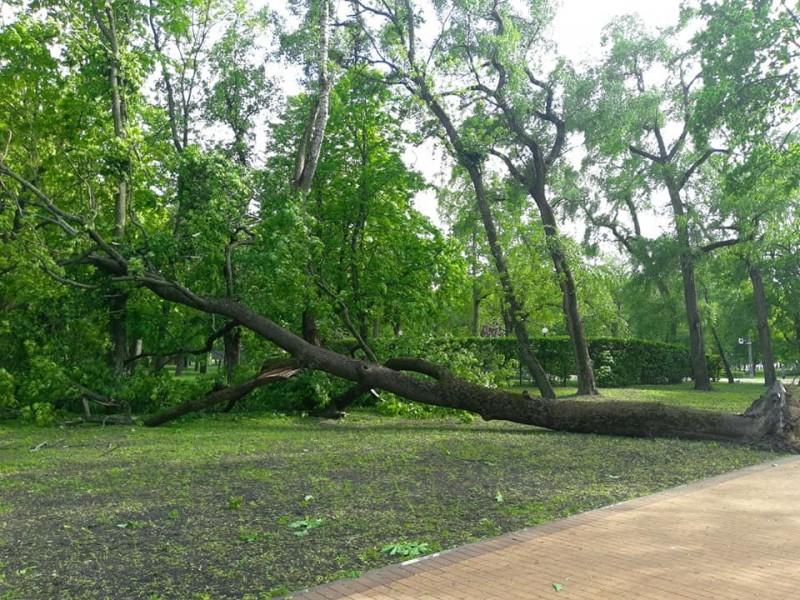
(508, 380), (768, 413)
(0, 382), (782, 599)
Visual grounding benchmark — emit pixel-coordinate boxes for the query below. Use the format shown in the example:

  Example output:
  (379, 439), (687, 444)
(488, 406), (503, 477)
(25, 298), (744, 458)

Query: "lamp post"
(738, 337), (755, 378)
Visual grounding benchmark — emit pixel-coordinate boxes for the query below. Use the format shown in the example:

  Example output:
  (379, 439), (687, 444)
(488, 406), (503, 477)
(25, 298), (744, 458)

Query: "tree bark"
(109, 292), (128, 377)
(292, 0), (332, 192)
(749, 264), (777, 387)
(535, 197), (597, 396)
(223, 328), (240, 383)
(131, 275), (800, 450)
(710, 323), (735, 384)
(302, 309), (321, 346)
(175, 353), (186, 376)
(471, 281), (481, 337)
(93, 3), (130, 374)
(665, 180), (711, 391)
(414, 84), (555, 399)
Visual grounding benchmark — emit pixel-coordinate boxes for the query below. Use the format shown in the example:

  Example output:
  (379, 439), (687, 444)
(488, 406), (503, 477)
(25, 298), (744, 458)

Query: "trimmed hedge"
(334, 336), (721, 388)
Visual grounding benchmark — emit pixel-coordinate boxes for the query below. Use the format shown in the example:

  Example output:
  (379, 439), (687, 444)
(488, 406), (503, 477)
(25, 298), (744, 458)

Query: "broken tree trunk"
(143, 358), (301, 426)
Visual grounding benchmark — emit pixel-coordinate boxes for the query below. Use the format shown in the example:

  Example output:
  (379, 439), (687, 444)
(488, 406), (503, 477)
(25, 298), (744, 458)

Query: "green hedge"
(334, 336), (721, 388)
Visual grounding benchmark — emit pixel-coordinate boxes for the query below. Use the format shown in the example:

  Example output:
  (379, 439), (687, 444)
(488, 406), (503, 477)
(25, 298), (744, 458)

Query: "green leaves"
(288, 517), (324, 536)
(380, 541), (431, 558)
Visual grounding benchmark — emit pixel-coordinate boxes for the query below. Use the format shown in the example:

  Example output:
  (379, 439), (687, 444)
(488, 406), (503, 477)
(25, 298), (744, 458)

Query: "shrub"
(19, 402), (56, 426)
(0, 368), (16, 417)
(333, 336), (717, 388)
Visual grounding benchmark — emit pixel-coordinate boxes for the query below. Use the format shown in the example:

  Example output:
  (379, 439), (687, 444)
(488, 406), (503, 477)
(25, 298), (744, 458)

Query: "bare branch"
(629, 145), (664, 163)
(678, 147), (729, 190)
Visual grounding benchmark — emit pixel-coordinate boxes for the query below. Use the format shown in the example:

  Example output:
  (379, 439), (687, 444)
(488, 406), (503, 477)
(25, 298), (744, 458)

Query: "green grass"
(0, 382), (781, 599)
(507, 381), (767, 413)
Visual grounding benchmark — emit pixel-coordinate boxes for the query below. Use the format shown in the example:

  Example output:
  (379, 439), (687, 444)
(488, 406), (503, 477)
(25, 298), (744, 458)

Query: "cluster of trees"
(0, 0), (799, 445)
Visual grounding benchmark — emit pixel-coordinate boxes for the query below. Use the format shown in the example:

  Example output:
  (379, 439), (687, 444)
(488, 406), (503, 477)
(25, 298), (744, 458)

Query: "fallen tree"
(3, 161), (799, 449)
(128, 271), (799, 449)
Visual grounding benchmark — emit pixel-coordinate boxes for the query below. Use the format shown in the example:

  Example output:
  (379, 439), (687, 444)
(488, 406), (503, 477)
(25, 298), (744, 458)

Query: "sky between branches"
(405, 0), (683, 238)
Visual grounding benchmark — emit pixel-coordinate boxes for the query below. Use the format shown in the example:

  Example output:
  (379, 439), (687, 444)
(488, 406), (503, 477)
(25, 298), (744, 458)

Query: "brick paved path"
(288, 457), (800, 599)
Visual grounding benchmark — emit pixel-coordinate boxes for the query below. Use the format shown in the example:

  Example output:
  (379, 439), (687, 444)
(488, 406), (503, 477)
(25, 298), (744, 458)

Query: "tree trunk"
(528, 186), (598, 396)
(93, 5), (131, 380)
(414, 83), (555, 400)
(471, 281), (481, 337)
(109, 292), (128, 377)
(302, 309), (321, 346)
(175, 353), (186, 376)
(465, 162), (555, 399)
(710, 323), (735, 384)
(665, 179), (710, 390)
(678, 251), (711, 390)
(292, 0), (332, 192)
(223, 327), (241, 384)
(749, 264), (777, 387)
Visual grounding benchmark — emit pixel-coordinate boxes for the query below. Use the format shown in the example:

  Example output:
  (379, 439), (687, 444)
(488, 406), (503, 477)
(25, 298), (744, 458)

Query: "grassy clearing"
(0, 382), (781, 599)
(509, 380), (767, 413)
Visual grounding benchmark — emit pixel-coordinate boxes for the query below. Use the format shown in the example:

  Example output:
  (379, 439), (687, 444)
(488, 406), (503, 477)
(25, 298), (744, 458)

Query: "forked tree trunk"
(710, 324), (736, 385)
(415, 83), (554, 399)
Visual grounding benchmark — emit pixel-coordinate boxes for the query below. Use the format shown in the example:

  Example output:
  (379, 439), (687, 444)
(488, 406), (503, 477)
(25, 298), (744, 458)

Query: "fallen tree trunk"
(124, 277), (799, 449)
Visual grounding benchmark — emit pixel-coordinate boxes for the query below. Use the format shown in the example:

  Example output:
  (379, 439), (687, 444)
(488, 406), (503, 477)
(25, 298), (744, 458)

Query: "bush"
(0, 368), (16, 417)
(19, 401), (56, 426)
(242, 371), (337, 413)
(333, 336), (717, 388)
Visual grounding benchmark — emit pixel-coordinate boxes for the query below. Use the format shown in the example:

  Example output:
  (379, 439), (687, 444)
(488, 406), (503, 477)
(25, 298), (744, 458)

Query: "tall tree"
(578, 16), (748, 390)
(349, 0), (582, 398)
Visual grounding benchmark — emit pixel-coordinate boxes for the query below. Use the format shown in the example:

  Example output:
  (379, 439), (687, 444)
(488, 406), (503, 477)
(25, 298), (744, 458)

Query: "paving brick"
(288, 458), (800, 600)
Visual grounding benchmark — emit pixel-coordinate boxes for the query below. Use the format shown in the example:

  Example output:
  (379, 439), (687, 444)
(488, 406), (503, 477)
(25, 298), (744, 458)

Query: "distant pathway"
(288, 457), (800, 599)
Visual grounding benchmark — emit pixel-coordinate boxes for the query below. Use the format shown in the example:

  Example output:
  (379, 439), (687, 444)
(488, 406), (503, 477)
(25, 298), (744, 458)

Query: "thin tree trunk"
(528, 187), (598, 396)
(749, 264), (777, 386)
(109, 292), (128, 377)
(710, 323), (735, 384)
(223, 327), (240, 382)
(302, 309), (321, 346)
(471, 282), (481, 337)
(666, 181), (711, 391)
(175, 353), (186, 376)
(93, 3), (130, 374)
(679, 252), (710, 389)
(292, 0), (331, 192)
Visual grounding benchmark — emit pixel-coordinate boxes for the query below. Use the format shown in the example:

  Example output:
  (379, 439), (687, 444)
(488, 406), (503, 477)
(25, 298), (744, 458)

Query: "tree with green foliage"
(3, 0), (800, 449)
